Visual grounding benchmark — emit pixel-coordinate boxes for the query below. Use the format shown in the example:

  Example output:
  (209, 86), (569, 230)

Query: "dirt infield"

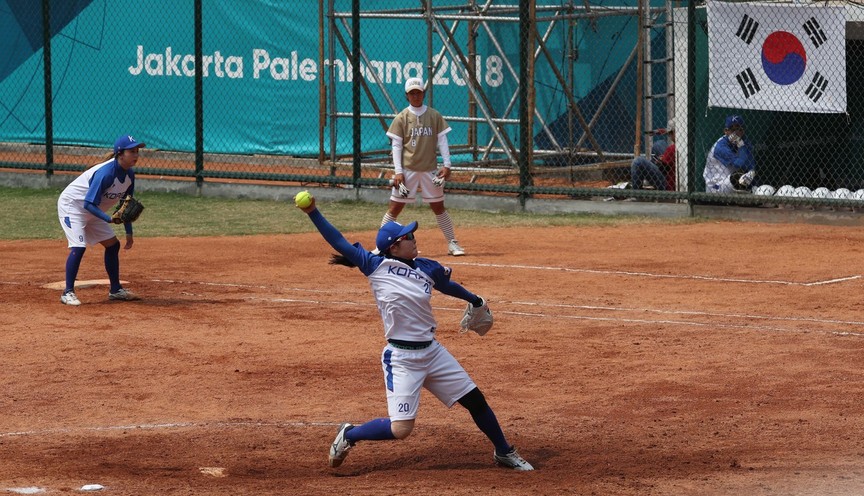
(2, 221), (864, 495)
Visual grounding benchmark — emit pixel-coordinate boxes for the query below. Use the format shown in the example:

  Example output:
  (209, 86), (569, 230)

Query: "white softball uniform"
(704, 140), (737, 194)
(368, 257), (475, 419)
(383, 341), (475, 421)
(307, 210), (481, 423)
(369, 257), (439, 342)
(388, 169), (445, 204)
(58, 158), (133, 247)
(57, 206), (116, 248)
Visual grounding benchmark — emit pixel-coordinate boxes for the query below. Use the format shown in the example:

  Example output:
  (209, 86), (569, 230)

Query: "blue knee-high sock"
(470, 406), (512, 455)
(344, 417), (395, 444)
(104, 241), (121, 292)
(65, 247), (86, 293)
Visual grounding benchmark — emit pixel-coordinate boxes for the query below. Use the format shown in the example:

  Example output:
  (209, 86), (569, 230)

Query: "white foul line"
(503, 301), (864, 327)
(150, 279), (360, 294)
(803, 275), (862, 286)
(0, 420), (341, 439)
(448, 262), (862, 287)
(140, 275), (864, 337)
(500, 309), (864, 337)
(248, 297), (864, 338)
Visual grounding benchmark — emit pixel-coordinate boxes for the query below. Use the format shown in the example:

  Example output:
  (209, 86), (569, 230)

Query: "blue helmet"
(724, 115), (745, 129)
(376, 221), (418, 253)
(113, 134), (145, 155)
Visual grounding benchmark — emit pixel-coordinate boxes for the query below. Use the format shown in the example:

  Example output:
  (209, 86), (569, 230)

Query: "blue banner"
(0, 1), (636, 157)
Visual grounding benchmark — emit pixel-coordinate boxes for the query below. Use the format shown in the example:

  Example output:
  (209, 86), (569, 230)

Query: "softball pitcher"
(56, 135), (144, 305)
(297, 195), (533, 471)
(380, 77), (465, 256)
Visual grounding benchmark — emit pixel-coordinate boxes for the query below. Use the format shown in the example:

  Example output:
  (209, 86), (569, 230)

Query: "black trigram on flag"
(735, 14), (759, 44)
(736, 67), (761, 98)
(803, 17), (827, 48)
(805, 71), (828, 102)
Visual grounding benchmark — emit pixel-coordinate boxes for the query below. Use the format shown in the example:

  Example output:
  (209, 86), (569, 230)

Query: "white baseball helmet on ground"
(831, 188), (852, 199)
(811, 187), (830, 199)
(754, 184), (776, 196)
(792, 186), (812, 198)
(853, 189), (864, 201)
(775, 185), (795, 197)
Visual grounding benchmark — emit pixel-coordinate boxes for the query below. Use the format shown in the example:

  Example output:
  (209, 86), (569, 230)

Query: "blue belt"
(387, 339), (432, 350)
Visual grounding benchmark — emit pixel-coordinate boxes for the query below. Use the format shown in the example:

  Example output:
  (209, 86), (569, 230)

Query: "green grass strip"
(0, 185), (695, 240)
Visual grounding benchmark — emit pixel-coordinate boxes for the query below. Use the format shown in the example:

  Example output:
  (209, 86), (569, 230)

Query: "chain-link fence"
(2, 0), (862, 212)
(696, 0), (862, 211)
(325, 1), (673, 199)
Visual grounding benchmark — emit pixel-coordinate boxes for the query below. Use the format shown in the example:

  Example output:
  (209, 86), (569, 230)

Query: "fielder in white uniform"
(297, 197), (533, 471)
(704, 115), (756, 194)
(56, 135), (144, 305)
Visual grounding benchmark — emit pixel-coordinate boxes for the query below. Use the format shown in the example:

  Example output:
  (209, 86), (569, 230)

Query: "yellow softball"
(294, 190), (313, 208)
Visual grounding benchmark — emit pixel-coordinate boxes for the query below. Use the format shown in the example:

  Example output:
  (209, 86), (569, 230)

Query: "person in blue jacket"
(704, 115), (757, 193)
(56, 135), (145, 305)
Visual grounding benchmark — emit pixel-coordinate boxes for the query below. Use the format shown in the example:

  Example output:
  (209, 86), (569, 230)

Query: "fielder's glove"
(460, 297), (493, 336)
(729, 170), (754, 191)
(111, 195), (145, 224)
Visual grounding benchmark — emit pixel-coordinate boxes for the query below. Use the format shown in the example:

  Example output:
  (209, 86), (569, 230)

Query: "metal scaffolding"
(323, 0), (675, 176)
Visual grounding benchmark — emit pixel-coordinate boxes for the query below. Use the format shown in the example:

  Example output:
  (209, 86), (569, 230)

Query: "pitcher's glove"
(111, 195), (145, 224)
(460, 297), (493, 336)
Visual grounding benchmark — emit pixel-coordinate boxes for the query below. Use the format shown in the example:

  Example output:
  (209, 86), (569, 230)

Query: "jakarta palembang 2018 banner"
(707, 1), (846, 114)
(0, 1), (514, 155)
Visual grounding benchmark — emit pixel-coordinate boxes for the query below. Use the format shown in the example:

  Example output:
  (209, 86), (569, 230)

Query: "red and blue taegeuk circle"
(761, 31), (807, 85)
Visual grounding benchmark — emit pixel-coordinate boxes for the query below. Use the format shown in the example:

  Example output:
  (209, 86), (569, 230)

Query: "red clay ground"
(2, 221), (864, 495)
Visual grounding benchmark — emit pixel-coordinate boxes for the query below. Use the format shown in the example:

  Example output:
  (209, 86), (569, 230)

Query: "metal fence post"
(194, 0), (204, 189)
(519, 0), (536, 204)
(352, 0), (361, 187)
(42, 0), (53, 177)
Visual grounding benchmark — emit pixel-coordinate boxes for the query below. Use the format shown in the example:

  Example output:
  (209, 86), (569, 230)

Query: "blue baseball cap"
(724, 115), (745, 129)
(650, 140), (668, 158)
(113, 135), (146, 155)
(376, 221), (418, 253)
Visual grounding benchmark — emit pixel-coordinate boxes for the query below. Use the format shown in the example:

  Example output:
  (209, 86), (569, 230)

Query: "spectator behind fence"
(630, 121), (676, 191)
(704, 114), (756, 194)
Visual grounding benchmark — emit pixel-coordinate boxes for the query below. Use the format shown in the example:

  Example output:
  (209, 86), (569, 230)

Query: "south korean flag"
(708, 1), (846, 113)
